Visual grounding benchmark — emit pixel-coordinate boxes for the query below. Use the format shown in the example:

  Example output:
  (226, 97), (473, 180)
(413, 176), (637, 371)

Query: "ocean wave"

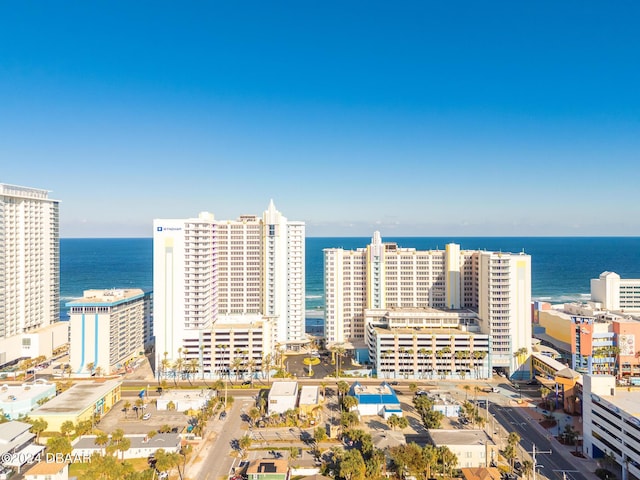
(305, 310), (324, 318)
(533, 293), (590, 303)
(306, 295), (324, 299)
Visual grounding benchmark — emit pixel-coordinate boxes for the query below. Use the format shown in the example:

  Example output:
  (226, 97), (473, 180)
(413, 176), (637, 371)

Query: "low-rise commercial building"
(427, 430), (498, 469)
(0, 381), (56, 420)
(72, 433), (181, 459)
(30, 379), (122, 432)
(348, 381), (402, 419)
(268, 381), (298, 415)
(0, 421), (43, 473)
(298, 386), (321, 418)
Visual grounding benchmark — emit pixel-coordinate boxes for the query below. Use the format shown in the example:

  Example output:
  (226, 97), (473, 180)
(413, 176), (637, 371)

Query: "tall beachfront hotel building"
(0, 184), (62, 366)
(324, 232), (532, 378)
(153, 201), (305, 378)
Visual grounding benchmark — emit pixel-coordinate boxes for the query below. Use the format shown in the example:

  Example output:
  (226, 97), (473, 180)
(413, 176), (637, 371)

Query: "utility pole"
(529, 443), (552, 480)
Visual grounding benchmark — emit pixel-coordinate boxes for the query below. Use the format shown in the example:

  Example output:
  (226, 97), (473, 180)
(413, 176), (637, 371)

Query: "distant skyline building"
(591, 271), (640, 311)
(0, 183), (60, 366)
(324, 232), (531, 377)
(153, 201), (305, 377)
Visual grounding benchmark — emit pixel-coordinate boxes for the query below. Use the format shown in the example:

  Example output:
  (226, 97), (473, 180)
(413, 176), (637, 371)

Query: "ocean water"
(61, 237), (640, 329)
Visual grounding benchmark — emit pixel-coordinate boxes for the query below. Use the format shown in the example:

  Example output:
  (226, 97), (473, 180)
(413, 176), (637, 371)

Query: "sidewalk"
(515, 400), (600, 480)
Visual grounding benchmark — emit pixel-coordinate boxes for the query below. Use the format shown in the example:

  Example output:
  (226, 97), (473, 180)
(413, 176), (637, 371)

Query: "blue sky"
(1, 1), (639, 237)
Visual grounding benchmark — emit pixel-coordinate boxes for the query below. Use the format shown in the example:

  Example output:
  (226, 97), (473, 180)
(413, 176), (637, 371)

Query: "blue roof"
(348, 381), (400, 405)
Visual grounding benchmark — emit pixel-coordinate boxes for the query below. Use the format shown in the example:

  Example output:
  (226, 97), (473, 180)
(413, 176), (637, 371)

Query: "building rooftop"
(460, 467), (502, 480)
(299, 386), (320, 406)
(24, 461), (68, 475)
(373, 326), (480, 336)
(349, 382), (400, 405)
(159, 388), (215, 403)
(0, 421), (32, 444)
(428, 429), (495, 446)
(0, 382), (56, 403)
(0, 421), (35, 456)
(247, 458), (289, 475)
(31, 379), (122, 415)
(597, 388), (640, 419)
(73, 433), (181, 451)
(269, 381), (298, 397)
(67, 289), (145, 307)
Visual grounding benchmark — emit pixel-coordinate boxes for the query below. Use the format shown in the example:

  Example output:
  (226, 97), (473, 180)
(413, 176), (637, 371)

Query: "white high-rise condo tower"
(0, 183), (61, 366)
(153, 201), (305, 379)
(325, 232), (532, 379)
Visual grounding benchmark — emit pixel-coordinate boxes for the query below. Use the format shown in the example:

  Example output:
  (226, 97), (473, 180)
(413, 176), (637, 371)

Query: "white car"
(142, 413), (151, 420)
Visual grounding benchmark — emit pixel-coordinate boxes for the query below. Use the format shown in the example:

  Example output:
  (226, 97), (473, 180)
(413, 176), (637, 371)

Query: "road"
(191, 396), (254, 480)
(489, 403), (586, 480)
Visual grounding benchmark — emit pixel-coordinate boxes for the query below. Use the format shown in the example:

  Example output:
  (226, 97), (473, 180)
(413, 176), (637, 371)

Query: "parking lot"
(98, 398), (192, 435)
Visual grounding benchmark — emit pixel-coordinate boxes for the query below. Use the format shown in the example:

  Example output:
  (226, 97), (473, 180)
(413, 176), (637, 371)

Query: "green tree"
(123, 400), (131, 418)
(422, 444), (439, 480)
(337, 380), (350, 398)
(522, 460), (534, 480)
(248, 407), (261, 426)
(314, 426), (328, 443)
(238, 435), (252, 457)
(47, 436), (72, 455)
(437, 446), (458, 479)
(340, 449), (366, 480)
(60, 420), (75, 438)
(26, 417), (48, 443)
(340, 411), (360, 429)
(94, 430), (109, 455)
(503, 444), (518, 473)
(388, 414), (400, 431)
(342, 395), (358, 411)
(118, 436), (131, 461)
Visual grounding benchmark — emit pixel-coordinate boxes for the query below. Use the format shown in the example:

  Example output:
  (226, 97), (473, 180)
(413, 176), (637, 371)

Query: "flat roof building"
(72, 433), (180, 459)
(583, 375), (640, 480)
(30, 379), (122, 432)
(68, 289), (151, 376)
(349, 381), (401, 418)
(0, 381), (56, 420)
(268, 381), (298, 415)
(427, 429), (498, 468)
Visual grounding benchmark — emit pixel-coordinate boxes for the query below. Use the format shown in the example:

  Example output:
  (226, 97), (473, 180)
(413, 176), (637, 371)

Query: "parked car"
(142, 413), (151, 420)
(389, 381), (399, 386)
(219, 411), (227, 420)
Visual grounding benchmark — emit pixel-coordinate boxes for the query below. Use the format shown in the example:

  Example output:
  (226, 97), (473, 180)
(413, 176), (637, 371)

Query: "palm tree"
(438, 445), (458, 479)
(262, 353), (273, 382)
(86, 362), (95, 376)
(94, 430), (109, 455)
(422, 444), (439, 480)
(123, 400), (131, 418)
(331, 344), (346, 378)
(522, 460), (534, 480)
(238, 435), (252, 457)
(463, 384), (471, 401)
(473, 351), (488, 379)
(187, 358), (199, 385)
